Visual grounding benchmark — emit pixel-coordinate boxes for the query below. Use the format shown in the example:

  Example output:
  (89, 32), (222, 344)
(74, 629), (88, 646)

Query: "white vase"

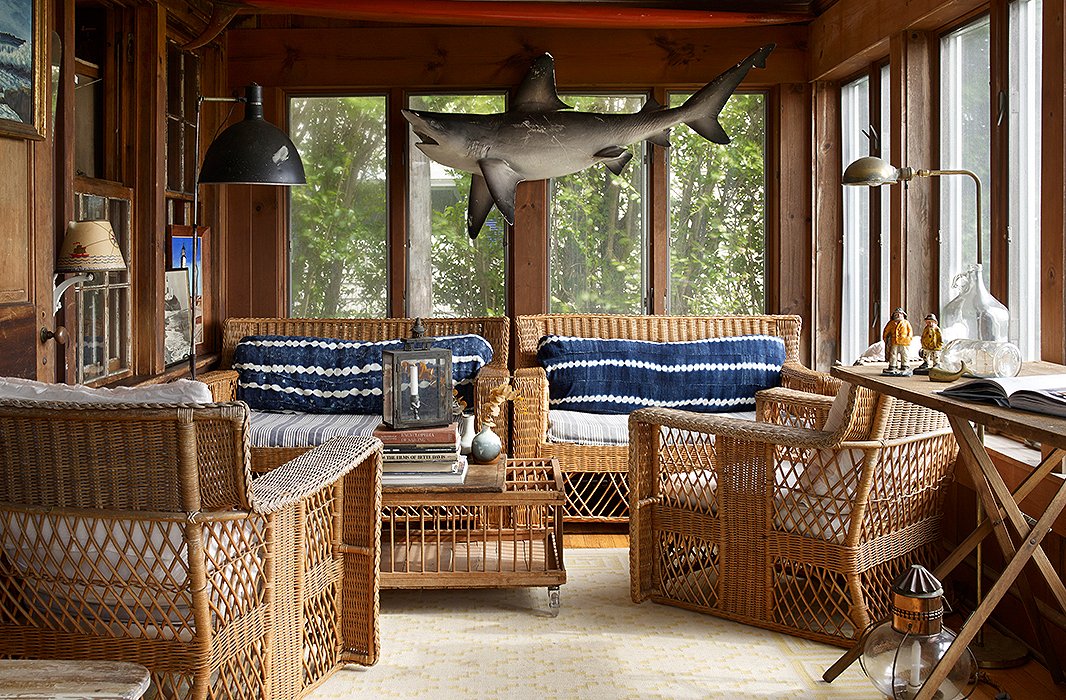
(470, 425), (502, 463)
(459, 411), (476, 456)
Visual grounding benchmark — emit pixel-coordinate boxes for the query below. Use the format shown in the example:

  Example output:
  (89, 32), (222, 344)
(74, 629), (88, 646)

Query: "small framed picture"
(0, 0), (47, 140)
(163, 268), (191, 366)
(166, 225), (207, 347)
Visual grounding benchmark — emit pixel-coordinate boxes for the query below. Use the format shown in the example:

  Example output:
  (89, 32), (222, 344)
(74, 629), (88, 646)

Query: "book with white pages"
(938, 373), (1066, 418)
(381, 457), (469, 486)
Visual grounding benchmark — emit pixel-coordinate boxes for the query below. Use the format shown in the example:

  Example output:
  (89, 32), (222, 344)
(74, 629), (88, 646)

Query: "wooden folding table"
(825, 362), (1066, 699)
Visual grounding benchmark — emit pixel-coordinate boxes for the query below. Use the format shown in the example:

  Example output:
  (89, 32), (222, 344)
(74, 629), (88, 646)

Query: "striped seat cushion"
(234, 333), (492, 414)
(547, 409), (756, 446)
(247, 410), (380, 448)
(536, 335), (785, 415)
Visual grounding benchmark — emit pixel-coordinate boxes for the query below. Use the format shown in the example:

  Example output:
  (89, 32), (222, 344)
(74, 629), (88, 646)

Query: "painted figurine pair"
(882, 309), (942, 376)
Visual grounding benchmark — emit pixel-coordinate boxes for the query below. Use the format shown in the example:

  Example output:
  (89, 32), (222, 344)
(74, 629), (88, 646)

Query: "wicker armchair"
(200, 316), (510, 456)
(0, 398), (382, 698)
(512, 314), (833, 523)
(629, 383), (958, 646)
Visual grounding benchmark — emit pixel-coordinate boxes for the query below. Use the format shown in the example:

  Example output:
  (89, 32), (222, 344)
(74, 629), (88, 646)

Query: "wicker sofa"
(511, 314), (833, 522)
(0, 397), (382, 697)
(200, 316), (510, 469)
(629, 383), (958, 645)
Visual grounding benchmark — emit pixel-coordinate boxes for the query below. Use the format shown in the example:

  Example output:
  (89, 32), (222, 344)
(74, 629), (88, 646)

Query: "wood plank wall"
(222, 23), (814, 360)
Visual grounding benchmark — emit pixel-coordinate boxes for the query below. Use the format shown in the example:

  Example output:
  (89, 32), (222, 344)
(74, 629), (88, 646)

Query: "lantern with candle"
(382, 318), (454, 429)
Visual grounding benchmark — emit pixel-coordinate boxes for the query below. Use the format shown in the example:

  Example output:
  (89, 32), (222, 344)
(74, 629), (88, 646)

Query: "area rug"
(310, 548), (874, 699)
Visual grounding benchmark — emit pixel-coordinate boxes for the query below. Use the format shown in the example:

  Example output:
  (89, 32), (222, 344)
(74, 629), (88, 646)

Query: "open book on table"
(938, 373), (1066, 418)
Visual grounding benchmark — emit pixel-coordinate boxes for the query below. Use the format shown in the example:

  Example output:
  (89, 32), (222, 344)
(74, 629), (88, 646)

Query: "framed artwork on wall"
(166, 224), (207, 348)
(163, 268), (191, 366)
(0, 0), (47, 140)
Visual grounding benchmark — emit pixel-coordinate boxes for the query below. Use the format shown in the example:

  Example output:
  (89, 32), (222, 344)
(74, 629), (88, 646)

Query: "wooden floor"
(565, 532), (1066, 699)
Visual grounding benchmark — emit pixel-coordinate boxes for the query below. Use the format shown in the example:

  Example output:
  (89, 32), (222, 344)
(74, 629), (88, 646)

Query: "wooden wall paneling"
(226, 26), (808, 91)
(200, 42), (226, 343)
(388, 87), (407, 317)
(0, 138), (38, 379)
(131, 4), (167, 376)
(53, 0), (75, 382)
(811, 81), (842, 371)
(1041, 0), (1065, 363)
(809, 0), (986, 81)
(223, 183), (253, 318)
(774, 81), (813, 365)
(892, 30), (936, 319)
(648, 86), (668, 315)
(988, 0), (1009, 304)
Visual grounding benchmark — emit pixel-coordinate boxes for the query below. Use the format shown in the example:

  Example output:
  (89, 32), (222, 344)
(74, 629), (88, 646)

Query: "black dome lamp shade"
(198, 84), (306, 185)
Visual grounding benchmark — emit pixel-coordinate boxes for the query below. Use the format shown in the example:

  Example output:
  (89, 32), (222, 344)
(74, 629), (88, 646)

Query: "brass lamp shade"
(841, 155), (902, 187)
(198, 84), (306, 186)
(56, 220), (126, 273)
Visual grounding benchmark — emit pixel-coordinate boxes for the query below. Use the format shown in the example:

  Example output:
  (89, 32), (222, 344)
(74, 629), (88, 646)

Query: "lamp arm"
(52, 272), (93, 313)
(917, 168), (983, 265)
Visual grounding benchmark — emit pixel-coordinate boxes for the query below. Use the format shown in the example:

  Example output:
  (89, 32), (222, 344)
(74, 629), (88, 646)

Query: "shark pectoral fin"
(594, 146), (633, 176)
(686, 117), (730, 144)
(478, 157), (523, 225)
(467, 174), (495, 239)
(647, 129), (672, 148)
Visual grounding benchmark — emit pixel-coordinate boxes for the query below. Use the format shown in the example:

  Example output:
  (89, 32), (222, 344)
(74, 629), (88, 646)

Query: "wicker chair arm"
(780, 362), (840, 396)
(629, 407), (833, 450)
(512, 367), (548, 457)
(249, 436), (381, 515)
(199, 370), (239, 402)
(756, 386), (835, 429)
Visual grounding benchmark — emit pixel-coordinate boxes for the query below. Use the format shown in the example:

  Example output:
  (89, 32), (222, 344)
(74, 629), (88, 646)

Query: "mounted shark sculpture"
(403, 43), (775, 238)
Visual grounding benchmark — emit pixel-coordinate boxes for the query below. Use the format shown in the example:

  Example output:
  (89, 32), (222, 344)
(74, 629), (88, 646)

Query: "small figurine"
(914, 313), (943, 375)
(882, 307), (914, 376)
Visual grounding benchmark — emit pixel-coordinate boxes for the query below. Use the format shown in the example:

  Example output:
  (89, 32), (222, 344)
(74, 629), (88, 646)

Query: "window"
(165, 43), (199, 200)
(550, 94), (647, 314)
(288, 96), (389, 317)
(838, 66), (891, 364)
(407, 94), (507, 318)
(1008, 0), (1042, 359)
(668, 92), (766, 315)
(840, 75), (871, 364)
(940, 17), (992, 305)
(73, 185), (133, 385)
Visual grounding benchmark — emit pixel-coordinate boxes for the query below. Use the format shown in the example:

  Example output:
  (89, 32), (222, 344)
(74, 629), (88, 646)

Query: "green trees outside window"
(289, 96), (388, 318)
(407, 94), (507, 318)
(668, 92), (767, 315)
(549, 95), (647, 314)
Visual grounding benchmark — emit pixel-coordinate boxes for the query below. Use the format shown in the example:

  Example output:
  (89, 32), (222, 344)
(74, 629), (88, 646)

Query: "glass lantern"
(382, 318), (453, 429)
(860, 565), (977, 700)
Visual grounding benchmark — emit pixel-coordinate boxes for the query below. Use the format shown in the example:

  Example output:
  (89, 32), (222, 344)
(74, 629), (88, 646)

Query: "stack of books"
(373, 422), (468, 486)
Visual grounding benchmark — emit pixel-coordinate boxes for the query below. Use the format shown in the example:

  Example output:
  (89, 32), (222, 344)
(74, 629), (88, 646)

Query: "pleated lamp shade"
(56, 220), (126, 273)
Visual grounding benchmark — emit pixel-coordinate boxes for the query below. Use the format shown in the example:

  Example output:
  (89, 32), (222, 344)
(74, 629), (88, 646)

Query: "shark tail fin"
(679, 43), (775, 145)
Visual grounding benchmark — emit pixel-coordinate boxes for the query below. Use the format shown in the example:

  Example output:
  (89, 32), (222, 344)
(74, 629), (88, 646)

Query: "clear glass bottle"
(940, 264), (1010, 343)
(939, 338), (1022, 378)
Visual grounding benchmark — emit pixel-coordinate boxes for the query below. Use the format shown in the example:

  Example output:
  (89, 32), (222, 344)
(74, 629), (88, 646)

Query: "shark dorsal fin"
(512, 53), (572, 113)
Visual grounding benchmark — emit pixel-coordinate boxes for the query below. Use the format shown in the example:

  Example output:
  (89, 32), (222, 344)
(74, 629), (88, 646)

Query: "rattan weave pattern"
(0, 398), (381, 698)
(512, 314), (828, 522)
(629, 384), (957, 646)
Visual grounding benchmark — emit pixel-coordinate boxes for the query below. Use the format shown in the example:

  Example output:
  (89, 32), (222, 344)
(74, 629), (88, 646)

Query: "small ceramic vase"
(470, 425), (502, 463)
(459, 411), (476, 456)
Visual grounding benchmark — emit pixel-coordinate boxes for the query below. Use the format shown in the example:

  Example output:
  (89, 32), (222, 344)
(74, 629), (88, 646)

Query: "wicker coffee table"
(381, 456), (566, 611)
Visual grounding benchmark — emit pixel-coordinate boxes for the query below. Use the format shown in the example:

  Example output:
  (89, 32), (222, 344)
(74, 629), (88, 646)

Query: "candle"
(408, 362), (420, 399)
(908, 639), (923, 689)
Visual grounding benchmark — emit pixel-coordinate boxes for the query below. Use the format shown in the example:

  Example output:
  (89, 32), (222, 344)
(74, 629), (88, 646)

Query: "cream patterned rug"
(311, 548), (875, 699)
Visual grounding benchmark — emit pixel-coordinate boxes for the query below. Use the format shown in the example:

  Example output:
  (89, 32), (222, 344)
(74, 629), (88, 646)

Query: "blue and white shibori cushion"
(536, 335), (786, 415)
(234, 334), (492, 414)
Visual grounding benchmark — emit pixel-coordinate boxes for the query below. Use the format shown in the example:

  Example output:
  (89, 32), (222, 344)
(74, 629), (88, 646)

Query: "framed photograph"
(166, 224), (207, 347)
(163, 268), (191, 366)
(0, 0), (47, 140)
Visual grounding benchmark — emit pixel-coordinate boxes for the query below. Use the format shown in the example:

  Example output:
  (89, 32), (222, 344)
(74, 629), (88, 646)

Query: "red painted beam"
(241, 0), (811, 28)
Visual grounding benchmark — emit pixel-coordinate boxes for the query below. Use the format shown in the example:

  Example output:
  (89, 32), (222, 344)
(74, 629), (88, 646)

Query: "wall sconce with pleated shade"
(44, 220), (127, 345)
